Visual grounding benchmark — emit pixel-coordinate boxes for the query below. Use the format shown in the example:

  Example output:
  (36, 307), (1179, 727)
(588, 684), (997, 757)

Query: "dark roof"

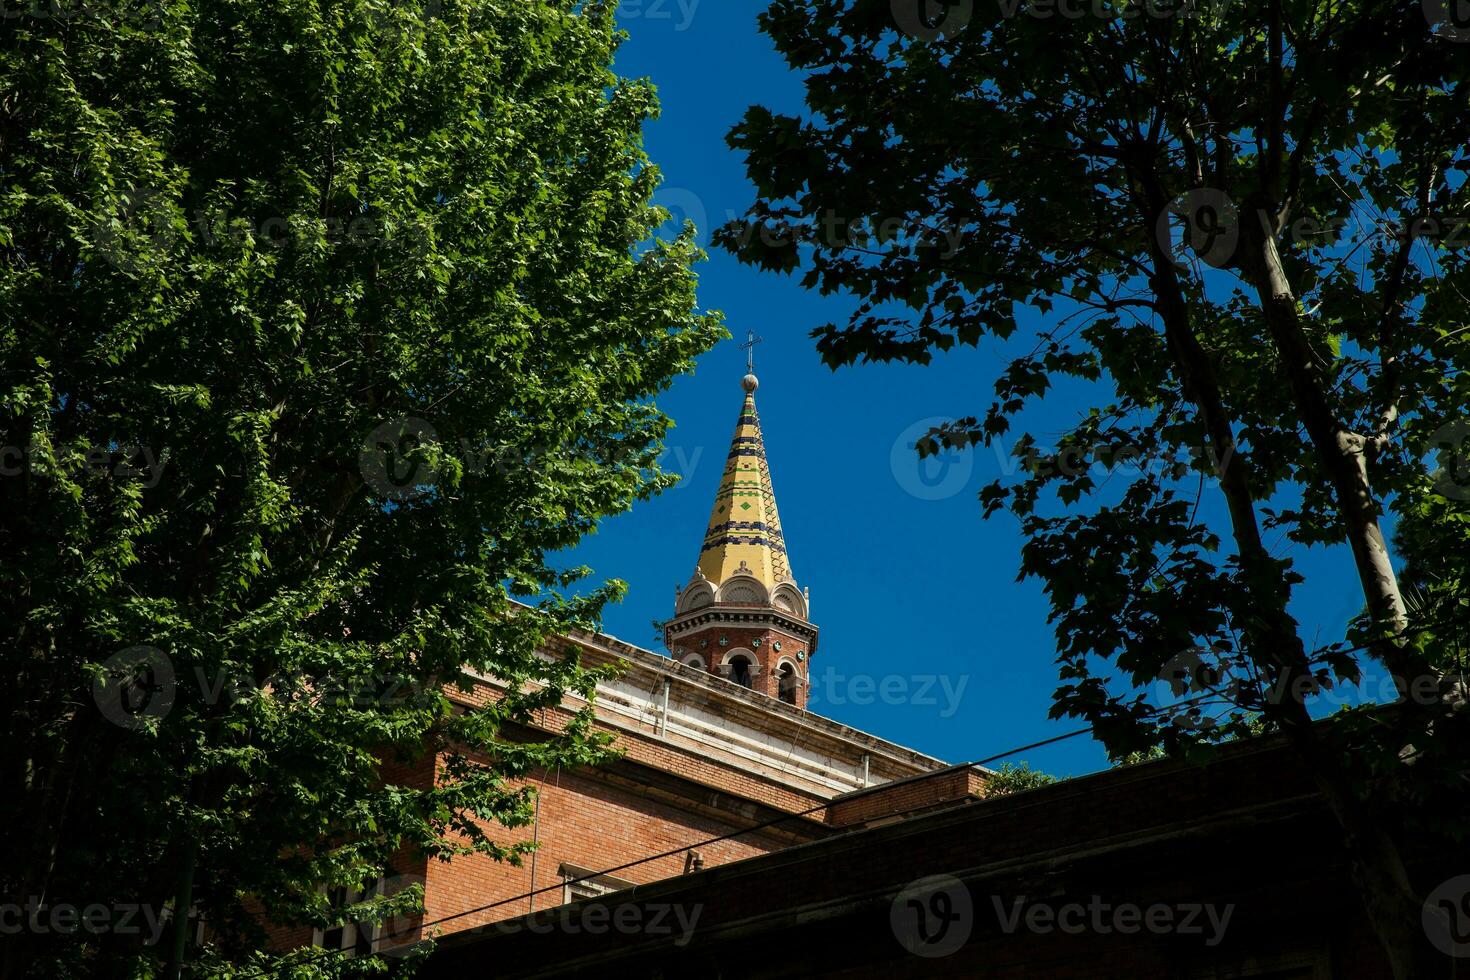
(419, 736), (1395, 979)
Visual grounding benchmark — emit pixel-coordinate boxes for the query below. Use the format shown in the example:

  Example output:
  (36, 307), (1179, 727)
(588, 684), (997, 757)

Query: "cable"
(392, 614), (1470, 946)
(408, 724), (1104, 937)
(234, 698), (1234, 979)
(226, 616), (1470, 978)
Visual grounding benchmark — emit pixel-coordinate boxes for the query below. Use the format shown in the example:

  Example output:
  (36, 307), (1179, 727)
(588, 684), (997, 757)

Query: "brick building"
(278, 359), (1466, 979)
(421, 737), (1454, 979)
(278, 359), (997, 958)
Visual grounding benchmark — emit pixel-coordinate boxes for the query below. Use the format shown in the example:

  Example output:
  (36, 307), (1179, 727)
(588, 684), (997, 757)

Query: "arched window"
(728, 655), (753, 689)
(777, 663), (798, 705)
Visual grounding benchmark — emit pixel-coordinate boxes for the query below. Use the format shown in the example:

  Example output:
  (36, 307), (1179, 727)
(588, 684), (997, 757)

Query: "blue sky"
(562, 1), (1371, 776)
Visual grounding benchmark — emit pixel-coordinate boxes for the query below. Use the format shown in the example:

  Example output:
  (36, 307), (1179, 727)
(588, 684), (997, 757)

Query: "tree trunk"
(1244, 213), (1436, 691)
(1146, 226), (1443, 979)
(1234, 211), (1448, 979)
(164, 843), (198, 980)
(1283, 722), (1449, 979)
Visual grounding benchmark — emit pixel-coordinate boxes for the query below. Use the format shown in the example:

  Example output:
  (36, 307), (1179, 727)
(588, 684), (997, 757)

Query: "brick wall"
(421, 763), (792, 937)
(828, 765), (988, 828)
(423, 737), (1421, 979)
(670, 622), (812, 707)
(261, 661), (959, 954)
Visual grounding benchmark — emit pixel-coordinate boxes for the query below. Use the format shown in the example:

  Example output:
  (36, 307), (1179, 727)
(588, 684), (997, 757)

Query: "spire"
(694, 339), (795, 592)
(666, 337), (818, 707)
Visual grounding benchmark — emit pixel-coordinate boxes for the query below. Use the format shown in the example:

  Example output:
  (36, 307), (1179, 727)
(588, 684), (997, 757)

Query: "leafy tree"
(0, 0), (719, 975)
(717, 0), (1468, 973)
(983, 761), (1058, 795)
(1391, 480), (1470, 668)
(1110, 745), (1169, 768)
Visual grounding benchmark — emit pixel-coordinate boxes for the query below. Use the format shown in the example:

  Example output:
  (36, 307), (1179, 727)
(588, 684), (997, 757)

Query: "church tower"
(664, 336), (818, 709)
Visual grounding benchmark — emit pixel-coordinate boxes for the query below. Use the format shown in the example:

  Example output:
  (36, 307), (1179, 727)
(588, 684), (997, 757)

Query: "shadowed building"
(278, 356), (1464, 979)
(269, 353), (993, 958)
(420, 737), (1450, 979)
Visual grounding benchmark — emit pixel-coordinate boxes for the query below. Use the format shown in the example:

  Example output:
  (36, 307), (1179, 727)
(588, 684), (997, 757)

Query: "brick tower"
(664, 338), (818, 709)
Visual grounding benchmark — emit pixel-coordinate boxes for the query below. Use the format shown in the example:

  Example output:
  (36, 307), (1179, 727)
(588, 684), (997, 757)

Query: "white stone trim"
(771, 582), (807, 619)
(558, 863), (634, 904)
(717, 573), (769, 606)
(471, 649), (942, 781)
(719, 647), (758, 669)
(676, 581), (715, 614)
(461, 613), (949, 799)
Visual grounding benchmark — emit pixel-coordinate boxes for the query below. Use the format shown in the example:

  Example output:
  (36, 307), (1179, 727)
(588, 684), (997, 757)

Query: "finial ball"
(741, 373), (760, 393)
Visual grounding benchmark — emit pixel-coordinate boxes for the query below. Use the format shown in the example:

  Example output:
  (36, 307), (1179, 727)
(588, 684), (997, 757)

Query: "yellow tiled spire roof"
(695, 372), (794, 591)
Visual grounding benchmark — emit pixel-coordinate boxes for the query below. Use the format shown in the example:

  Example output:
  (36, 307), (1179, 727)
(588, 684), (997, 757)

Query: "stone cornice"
(556, 625), (942, 786)
(663, 604), (819, 647)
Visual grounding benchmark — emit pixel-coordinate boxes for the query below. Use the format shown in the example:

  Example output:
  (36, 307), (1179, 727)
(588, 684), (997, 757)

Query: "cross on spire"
(740, 330), (764, 375)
